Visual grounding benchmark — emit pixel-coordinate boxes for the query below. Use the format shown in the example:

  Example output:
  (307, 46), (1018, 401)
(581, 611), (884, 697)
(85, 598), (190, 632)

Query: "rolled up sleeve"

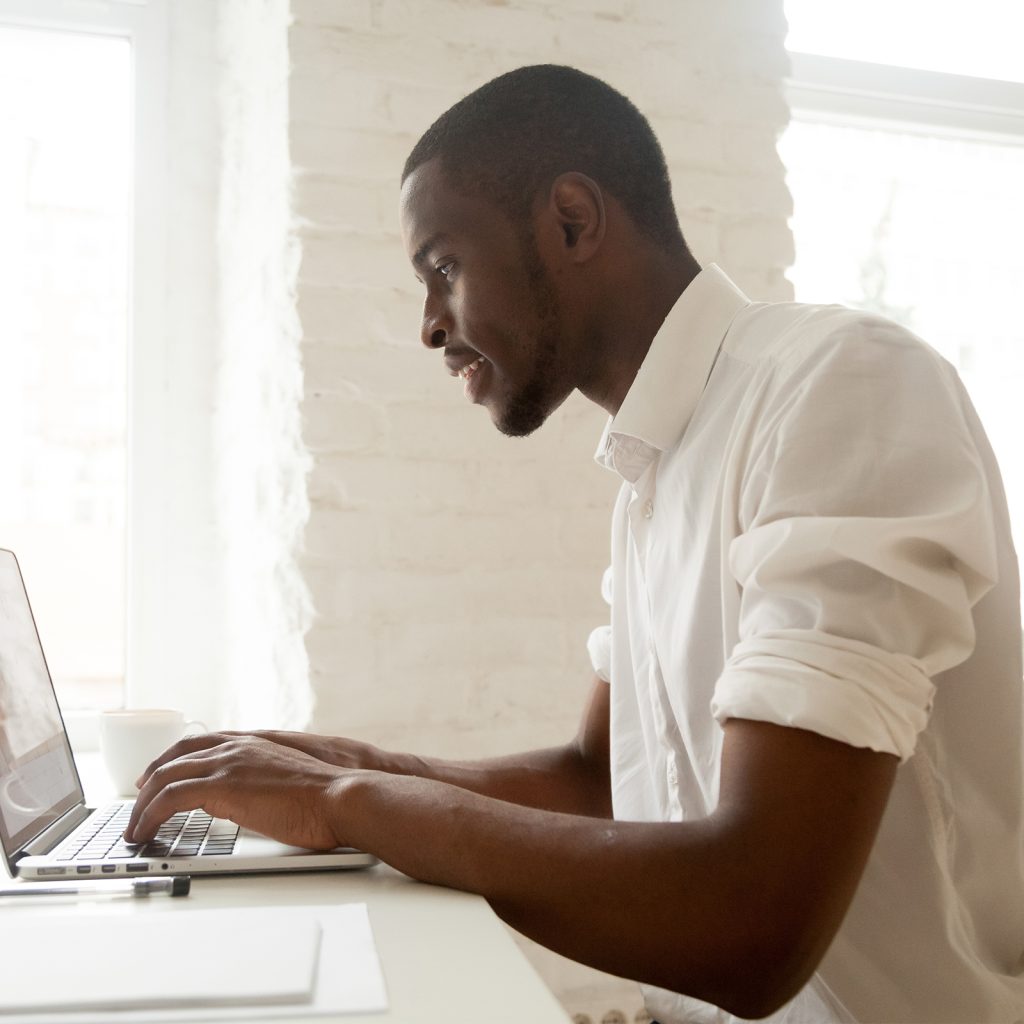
(710, 324), (999, 761)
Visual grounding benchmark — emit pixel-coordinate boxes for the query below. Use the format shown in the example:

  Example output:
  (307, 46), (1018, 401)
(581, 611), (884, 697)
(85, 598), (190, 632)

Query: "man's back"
(598, 269), (1024, 1020)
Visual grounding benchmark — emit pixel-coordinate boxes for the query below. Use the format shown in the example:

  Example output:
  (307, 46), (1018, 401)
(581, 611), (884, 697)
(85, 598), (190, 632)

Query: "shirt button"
(642, 499), (654, 519)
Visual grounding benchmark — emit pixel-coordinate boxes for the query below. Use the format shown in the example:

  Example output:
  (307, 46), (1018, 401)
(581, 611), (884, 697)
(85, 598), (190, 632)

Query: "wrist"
(324, 767), (380, 850)
(374, 746), (429, 779)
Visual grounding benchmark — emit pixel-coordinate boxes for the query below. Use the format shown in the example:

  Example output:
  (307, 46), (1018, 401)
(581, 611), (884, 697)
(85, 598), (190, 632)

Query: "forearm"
(336, 770), (782, 1018)
(125, 718), (892, 1019)
(244, 729), (609, 816)
(371, 675), (611, 818)
(391, 743), (612, 817)
(334, 720), (894, 1019)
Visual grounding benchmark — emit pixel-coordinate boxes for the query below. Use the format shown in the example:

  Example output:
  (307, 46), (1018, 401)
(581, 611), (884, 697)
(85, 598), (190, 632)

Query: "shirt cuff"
(587, 625), (612, 683)
(710, 631), (935, 761)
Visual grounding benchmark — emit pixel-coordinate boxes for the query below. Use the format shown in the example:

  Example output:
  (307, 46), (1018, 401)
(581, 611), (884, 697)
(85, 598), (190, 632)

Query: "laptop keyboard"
(56, 802), (239, 861)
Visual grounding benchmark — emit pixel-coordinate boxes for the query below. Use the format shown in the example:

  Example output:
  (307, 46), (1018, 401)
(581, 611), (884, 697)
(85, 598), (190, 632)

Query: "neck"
(578, 247), (702, 417)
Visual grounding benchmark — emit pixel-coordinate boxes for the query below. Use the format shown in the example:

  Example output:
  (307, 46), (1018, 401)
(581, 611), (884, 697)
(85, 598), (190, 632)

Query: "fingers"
(123, 735), (353, 850)
(134, 732), (233, 789)
(126, 747), (225, 842)
(125, 778), (220, 845)
(126, 778), (186, 843)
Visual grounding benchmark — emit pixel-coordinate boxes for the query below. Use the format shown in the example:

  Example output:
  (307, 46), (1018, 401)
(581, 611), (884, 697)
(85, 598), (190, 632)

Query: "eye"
(436, 260), (456, 279)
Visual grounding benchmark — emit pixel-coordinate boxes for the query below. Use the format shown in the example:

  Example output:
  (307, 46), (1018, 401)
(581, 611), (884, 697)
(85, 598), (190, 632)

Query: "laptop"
(0, 548), (376, 880)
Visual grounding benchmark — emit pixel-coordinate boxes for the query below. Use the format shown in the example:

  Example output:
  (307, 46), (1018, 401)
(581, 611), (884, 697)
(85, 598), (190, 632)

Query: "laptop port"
(38, 866), (66, 876)
(126, 863), (149, 873)
(101, 865), (117, 873)
(76, 865), (92, 874)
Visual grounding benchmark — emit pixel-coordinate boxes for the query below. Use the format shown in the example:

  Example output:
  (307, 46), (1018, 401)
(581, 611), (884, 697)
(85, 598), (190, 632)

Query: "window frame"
(0, 0), (170, 745)
(782, 49), (1024, 633)
(785, 51), (1024, 143)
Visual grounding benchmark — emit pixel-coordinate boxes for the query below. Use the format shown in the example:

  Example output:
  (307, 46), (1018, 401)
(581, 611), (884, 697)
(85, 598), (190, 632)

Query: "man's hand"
(133, 729), (392, 785)
(117, 704), (896, 1017)
(123, 735), (357, 851)
(119, 674), (608, 859)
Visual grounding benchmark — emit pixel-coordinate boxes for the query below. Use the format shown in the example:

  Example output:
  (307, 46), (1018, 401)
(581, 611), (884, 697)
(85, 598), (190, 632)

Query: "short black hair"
(402, 65), (687, 252)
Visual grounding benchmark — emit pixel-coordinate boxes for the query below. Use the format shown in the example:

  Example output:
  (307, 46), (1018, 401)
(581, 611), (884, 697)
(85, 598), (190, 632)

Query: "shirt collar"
(594, 264), (750, 482)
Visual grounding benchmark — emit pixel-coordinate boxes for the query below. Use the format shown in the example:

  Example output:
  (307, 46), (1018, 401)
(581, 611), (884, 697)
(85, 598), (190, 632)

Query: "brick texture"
(289, 0), (792, 752)
(286, 0), (792, 1013)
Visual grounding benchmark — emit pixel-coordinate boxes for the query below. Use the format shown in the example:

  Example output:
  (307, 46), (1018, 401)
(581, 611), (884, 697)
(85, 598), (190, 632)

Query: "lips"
(442, 349), (491, 404)
(444, 350), (485, 378)
(459, 356), (485, 381)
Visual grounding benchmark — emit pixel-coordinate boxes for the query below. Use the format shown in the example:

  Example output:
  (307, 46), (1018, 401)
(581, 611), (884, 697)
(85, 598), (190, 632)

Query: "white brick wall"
(214, 0), (314, 729)
(286, 0), (792, 1014)
(290, 0), (792, 751)
(128, 0), (227, 726)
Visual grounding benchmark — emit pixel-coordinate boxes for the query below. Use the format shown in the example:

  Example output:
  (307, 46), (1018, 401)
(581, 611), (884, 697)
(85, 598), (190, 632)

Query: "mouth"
(458, 356), (485, 381)
(458, 356), (489, 404)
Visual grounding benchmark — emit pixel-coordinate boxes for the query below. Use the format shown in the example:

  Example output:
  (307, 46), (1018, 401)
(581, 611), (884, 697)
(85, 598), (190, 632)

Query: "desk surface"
(1, 755), (569, 1024)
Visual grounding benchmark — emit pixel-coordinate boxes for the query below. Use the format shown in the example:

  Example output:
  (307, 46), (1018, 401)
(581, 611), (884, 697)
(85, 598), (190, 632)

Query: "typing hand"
(123, 736), (357, 850)
(208, 729), (397, 773)
(135, 730), (396, 786)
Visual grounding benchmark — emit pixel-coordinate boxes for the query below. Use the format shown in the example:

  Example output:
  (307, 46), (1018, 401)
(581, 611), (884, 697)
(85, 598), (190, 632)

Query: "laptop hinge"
(20, 804), (93, 857)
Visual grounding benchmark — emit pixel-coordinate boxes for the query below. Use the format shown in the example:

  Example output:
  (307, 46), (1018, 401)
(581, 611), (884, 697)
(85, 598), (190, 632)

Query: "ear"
(545, 172), (606, 263)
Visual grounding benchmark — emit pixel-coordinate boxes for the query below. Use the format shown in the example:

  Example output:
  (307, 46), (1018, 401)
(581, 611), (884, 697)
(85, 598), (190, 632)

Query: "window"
(781, 2), (1024, 597)
(0, 25), (130, 709)
(0, 0), (171, 724)
(783, 0), (1024, 84)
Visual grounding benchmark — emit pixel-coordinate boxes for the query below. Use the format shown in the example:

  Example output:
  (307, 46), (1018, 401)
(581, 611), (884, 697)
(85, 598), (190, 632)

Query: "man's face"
(400, 160), (576, 437)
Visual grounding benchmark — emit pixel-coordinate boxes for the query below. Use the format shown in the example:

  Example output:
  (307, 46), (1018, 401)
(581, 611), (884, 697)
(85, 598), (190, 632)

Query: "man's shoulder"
(724, 298), (950, 381)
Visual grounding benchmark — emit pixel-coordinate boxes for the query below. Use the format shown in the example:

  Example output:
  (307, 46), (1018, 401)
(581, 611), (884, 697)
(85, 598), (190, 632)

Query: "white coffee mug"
(99, 709), (206, 796)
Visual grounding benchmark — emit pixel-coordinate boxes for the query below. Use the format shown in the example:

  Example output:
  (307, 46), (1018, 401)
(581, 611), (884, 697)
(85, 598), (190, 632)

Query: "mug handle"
(183, 720), (208, 737)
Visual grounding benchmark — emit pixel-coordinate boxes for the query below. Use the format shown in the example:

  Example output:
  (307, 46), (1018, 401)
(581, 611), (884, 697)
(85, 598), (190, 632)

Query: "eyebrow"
(412, 232), (451, 268)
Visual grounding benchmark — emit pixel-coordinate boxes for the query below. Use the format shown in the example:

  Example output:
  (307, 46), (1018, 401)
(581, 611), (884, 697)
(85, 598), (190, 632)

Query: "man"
(126, 66), (1024, 1022)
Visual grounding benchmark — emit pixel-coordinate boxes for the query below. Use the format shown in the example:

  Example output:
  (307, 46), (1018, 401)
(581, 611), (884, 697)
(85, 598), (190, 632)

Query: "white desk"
(1, 756), (570, 1024)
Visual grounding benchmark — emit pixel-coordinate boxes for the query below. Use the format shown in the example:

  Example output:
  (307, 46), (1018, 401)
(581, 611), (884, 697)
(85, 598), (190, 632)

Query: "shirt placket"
(626, 462), (685, 823)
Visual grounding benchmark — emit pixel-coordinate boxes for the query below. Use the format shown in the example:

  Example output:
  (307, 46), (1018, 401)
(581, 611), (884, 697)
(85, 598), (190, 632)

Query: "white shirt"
(589, 265), (1024, 1024)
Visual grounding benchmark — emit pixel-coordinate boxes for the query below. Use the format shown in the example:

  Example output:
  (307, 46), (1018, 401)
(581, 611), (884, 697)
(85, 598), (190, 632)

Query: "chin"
(492, 403), (549, 438)
(493, 379), (575, 437)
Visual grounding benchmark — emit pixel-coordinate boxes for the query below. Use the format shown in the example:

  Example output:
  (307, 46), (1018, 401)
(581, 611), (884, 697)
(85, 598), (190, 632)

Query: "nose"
(420, 294), (450, 350)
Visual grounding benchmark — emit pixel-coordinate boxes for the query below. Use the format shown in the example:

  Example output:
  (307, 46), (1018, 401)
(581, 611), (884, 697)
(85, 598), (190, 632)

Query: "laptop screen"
(0, 549), (84, 863)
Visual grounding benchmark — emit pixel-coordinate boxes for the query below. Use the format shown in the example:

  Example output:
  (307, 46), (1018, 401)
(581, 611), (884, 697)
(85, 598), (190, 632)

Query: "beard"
(493, 235), (570, 438)
(495, 340), (560, 437)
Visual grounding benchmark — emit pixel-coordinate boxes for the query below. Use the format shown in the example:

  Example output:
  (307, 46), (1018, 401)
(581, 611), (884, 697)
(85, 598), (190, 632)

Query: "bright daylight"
(0, 2), (1021, 1024)
(0, 26), (130, 710)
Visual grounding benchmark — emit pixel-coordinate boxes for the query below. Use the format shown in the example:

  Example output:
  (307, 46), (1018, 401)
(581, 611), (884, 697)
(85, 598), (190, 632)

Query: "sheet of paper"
(0, 911), (320, 1013)
(0, 902), (387, 1022)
